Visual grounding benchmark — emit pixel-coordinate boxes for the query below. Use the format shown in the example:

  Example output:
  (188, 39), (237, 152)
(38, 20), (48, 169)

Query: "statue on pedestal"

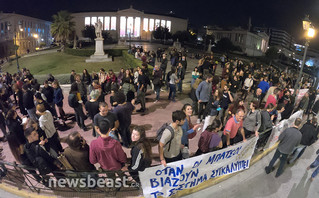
(95, 19), (103, 38)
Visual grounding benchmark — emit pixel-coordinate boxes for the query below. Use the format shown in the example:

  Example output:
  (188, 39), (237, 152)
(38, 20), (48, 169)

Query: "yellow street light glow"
(307, 27), (315, 38)
(33, 34), (39, 38)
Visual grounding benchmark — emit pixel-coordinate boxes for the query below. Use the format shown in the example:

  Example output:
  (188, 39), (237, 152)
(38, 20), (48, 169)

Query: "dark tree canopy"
(153, 27), (172, 40)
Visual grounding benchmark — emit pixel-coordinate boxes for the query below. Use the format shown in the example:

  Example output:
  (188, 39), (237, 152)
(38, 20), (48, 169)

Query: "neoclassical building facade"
(72, 6), (188, 41)
(0, 13), (51, 57)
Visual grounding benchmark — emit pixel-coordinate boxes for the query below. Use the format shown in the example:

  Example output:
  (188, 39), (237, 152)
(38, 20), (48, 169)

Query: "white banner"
(266, 110), (303, 148)
(139, 137), (258, 198)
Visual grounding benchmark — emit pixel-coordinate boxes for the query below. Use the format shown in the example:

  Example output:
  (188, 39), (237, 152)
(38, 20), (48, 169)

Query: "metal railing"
(0, 160), (141, 196)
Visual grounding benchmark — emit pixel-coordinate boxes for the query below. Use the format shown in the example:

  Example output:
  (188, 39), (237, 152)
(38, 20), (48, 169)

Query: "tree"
(51, 10), (75, 49)
(153, 27), (172, 41)
(172, 30), (197, 43)
(265, 46), (279, 64)
(215, 38), (236, 53)
(82, 25), (96, 41)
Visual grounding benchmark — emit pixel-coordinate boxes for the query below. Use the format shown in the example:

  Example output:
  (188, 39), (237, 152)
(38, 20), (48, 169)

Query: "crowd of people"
(1, 45), (319, 188)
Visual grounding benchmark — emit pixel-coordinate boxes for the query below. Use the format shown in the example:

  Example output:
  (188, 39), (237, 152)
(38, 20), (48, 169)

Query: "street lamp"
(7, 21), (23, 73)
(294, 15), (316, 97)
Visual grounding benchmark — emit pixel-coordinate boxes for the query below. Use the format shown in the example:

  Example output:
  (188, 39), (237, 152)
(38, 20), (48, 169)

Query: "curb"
(0, 183), (56, 198)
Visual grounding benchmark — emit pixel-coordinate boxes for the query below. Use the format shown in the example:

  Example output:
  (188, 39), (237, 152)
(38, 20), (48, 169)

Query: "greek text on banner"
(139, 137), (258, 198)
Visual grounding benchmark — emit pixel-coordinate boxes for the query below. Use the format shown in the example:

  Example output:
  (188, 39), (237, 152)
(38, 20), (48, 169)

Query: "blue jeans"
(289, 145), (307, 164)
(154, 85), (160, 100)
(309, 159), (319, 178)
(178, 80), (183, 92)
(168, 84), (176, 101)
(266, 149), (288, 176)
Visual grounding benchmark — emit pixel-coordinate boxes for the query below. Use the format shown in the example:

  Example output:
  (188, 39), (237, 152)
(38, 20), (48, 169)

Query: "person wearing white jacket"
(242, 74), (254, 100)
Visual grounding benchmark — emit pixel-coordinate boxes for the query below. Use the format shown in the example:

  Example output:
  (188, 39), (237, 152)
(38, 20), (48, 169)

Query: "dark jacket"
(300, 122), (318, 146)
(24, 141), (58, 175)
(259, 110), (272, 132)
(128, 145), (151, 172)
(53, 87), (64, 106)
(23, 90), (35, 110)
(41, 86), (54, 103)
(64, 144), (96, 172)
(68, 93), (80, 108)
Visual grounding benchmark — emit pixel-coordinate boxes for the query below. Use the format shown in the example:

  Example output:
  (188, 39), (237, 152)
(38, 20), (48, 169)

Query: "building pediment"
(117, 7), (144, 15)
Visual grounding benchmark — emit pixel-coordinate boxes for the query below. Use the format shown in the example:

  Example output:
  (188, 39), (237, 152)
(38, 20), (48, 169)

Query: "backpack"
(156, 123), (175, 152)
(68, 93), (78, 108)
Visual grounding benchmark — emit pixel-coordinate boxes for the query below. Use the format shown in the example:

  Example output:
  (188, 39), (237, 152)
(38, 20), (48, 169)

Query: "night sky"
(2, 0), (319, 45)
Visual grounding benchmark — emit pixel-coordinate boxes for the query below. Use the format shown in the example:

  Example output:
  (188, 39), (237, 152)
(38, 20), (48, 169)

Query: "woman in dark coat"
(5, 109), (27, 163)
(127, 126), (152, 183)
(52, 80), (67, 122)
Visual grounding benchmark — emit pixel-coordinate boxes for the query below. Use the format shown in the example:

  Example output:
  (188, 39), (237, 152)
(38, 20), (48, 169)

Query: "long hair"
(131, 126), (152, 160)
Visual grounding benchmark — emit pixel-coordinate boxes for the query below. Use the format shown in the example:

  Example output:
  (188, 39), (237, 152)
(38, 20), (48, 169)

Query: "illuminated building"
(0, 12), (52, 58)
(72, 6), (188, 42)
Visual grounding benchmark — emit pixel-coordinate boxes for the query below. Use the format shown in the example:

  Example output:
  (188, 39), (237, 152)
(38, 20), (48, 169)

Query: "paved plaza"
(1, 43), (319, 198)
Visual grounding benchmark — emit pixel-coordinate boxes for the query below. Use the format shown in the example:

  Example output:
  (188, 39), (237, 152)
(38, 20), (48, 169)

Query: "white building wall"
(72, 8), (188, 41)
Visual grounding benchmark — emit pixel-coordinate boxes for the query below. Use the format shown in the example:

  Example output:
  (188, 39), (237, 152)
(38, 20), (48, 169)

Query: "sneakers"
(136, 108), (145, 112)
(196, 119), (201, 124)
(154, 100), (158, 103)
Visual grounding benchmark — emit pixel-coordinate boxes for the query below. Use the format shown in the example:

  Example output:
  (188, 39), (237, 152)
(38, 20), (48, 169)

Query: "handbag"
(188, 120), (197, 139)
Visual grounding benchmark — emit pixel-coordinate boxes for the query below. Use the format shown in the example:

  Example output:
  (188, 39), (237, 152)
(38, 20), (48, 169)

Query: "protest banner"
(266, 110), (303, 149)
(139, 137), (258, 198)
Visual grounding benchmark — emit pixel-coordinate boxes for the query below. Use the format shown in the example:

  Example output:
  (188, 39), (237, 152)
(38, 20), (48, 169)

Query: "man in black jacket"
(22, 84), (38, 121)
(288, 118), (318, 164)
(137, 69), (147, 112)
(41, 81), (57, 118)
(24, 127), (61, 182)
(177, 63), (185, 93)
(160, 54), (168, 81)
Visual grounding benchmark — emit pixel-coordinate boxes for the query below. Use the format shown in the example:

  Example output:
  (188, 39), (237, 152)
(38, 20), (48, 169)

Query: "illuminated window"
(91, 17), (97, 25)
(120, 16), (126, 37)
(127, 17), (133, 36)
(111, 17), (116, 30)
(161, 20), (165, 27)
(143, 18), (148, 31)
(104, 16), (110, 30)
(134, 17), (140, 37)
(166, 21), (171, 32)
(149, 19), (154, 31)
(155, 19), (160, 28)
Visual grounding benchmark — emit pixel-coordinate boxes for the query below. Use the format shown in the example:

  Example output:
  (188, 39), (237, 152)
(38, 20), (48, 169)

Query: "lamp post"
(7, 21), (22, 73)
(294, 15), (315, 97)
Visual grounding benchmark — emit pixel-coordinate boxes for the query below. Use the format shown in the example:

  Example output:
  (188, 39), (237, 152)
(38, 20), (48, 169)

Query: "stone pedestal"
(173, 39), (182, 50)
(86, 38), (112, 62)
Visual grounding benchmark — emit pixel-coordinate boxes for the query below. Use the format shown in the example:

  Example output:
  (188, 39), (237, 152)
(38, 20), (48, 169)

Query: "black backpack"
(68, 93), (78, 108)
(156, 123), (175, 152)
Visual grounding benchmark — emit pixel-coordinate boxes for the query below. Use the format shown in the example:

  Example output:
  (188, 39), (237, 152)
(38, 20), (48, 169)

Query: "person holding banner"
(222, 109), (246, 147)
(159, 111), (185, 167)
(265, 118), (302, 177)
